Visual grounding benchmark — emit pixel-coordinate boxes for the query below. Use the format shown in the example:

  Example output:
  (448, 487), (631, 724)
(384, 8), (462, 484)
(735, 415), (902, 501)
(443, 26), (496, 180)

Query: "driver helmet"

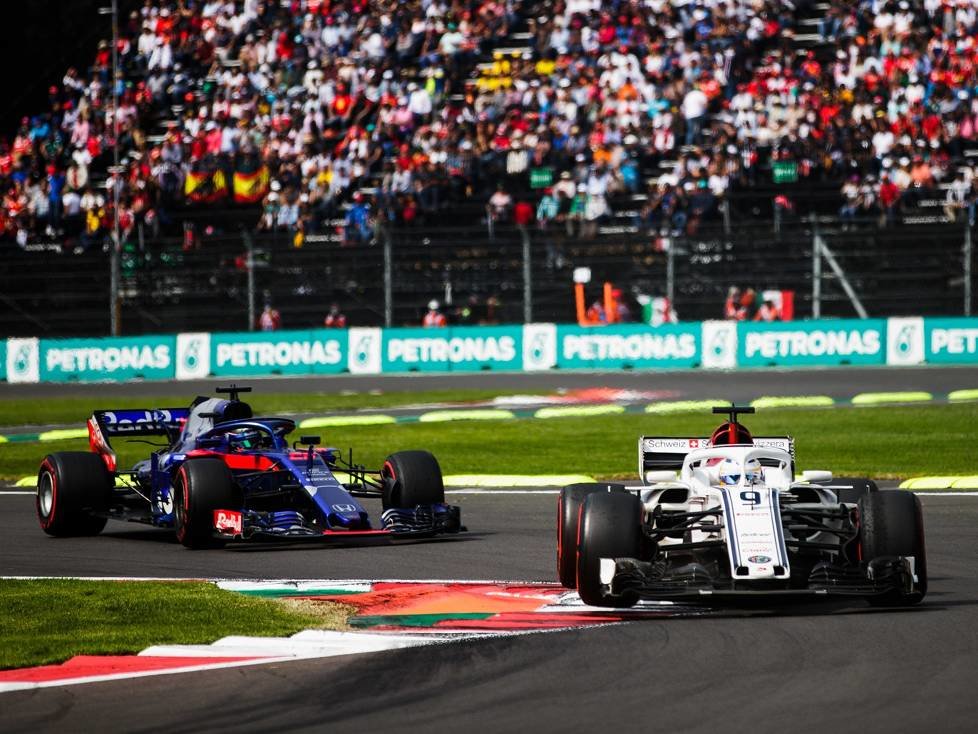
(230, 427), (261, 450)
(718, 457), (763, 485)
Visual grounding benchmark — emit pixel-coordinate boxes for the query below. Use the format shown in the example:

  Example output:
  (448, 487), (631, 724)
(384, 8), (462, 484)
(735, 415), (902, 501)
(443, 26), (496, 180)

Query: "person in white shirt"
(681, 87), (709, 145)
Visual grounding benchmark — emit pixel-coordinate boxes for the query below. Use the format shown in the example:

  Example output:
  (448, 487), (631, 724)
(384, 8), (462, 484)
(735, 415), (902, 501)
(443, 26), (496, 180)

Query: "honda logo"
(331, 504), (357, 513)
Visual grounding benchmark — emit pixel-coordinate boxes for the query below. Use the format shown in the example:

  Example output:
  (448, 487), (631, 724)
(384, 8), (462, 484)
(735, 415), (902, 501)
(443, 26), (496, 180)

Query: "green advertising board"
(382, 326), (522, 372)
(40, 335), (177, 382)
(556, 324), (701, 369)
(210, 329), (346, 376)
(772, 160), (798, 184)
(924, 317), (978, 364)
(529, 167), (554, 189)
(738, 319), (886, 367)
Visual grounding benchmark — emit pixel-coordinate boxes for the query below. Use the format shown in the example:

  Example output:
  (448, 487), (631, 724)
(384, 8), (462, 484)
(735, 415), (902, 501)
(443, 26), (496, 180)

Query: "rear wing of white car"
(638, 436), (795, 481)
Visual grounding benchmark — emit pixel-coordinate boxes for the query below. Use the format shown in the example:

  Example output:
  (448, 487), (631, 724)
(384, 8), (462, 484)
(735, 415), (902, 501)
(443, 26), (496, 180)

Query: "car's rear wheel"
(173, 458), (238, 549)
(381, 451), (444, 510)
(576, 490), (643, 607)
(36, 452), (111, 537)
(859, 490), (927, 606)
(557, 483), (626, 588)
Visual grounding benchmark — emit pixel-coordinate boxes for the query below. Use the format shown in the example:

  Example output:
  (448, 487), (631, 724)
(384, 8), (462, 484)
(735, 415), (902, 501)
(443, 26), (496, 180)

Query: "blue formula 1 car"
(36, 385), (462, 548)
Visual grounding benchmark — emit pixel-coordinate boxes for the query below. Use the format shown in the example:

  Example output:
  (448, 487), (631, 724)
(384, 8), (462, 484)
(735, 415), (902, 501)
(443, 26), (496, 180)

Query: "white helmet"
(718, 457), (763, 485)
(744, 457), (763, 484)
(718, 458), (742, 486)
(428, 300), (440, 310)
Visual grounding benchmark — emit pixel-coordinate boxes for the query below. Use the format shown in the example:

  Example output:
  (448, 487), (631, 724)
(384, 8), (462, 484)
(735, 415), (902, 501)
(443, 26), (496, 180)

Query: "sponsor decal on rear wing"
(638, 436), (795, 476)
(92, 408), (190, 437)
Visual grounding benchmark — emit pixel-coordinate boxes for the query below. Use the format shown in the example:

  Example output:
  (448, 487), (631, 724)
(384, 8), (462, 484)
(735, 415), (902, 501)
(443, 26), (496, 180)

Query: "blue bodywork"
(87, 395), (461, 541)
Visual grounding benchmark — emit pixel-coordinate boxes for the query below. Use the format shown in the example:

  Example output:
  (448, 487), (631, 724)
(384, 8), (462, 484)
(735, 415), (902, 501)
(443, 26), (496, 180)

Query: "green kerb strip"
(750, 396), (835, 409)
(234, 588), (369, 598)
(534, 405), (626, 419)
(298, 415), (397, 429)
(349, 613), (495, 628)
(418, 409), (516, 423)
(851, 392), (933, 405)
(3, 434), (43, 443)
(645, 400), (731, 414)
(948, 389), (978, 402)
(38, 428), (89, 441)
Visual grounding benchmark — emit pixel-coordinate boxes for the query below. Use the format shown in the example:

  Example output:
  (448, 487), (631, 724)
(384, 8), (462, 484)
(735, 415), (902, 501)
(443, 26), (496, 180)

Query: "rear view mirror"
(800, 470), (833, 482)
(645, 470), (679, 483)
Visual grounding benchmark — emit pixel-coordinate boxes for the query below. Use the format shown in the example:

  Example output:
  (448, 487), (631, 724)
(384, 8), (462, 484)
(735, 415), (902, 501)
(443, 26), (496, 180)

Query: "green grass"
(5, 403), (975, 480)
(0, 389), (543, 428)
(0, 579), (352, 670)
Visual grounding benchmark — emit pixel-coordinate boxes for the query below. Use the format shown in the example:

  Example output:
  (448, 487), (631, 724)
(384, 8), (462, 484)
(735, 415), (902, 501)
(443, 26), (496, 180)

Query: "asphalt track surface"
(1, 364), (976, 401)
(3, 367), (978, 732)
(2, 490), (978, 733)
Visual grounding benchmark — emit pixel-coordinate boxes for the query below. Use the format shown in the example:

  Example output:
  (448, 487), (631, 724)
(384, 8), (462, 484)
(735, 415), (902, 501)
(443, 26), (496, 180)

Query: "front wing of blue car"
(212, 503), (463, 542)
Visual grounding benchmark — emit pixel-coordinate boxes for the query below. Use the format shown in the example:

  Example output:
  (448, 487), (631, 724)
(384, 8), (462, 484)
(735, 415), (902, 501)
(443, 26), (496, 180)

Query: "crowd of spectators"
(5, 0), (978, 252)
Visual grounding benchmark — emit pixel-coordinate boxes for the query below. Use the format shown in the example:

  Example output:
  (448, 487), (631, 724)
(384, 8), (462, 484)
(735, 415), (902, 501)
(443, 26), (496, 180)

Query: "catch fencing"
(0, 216), (972, 338)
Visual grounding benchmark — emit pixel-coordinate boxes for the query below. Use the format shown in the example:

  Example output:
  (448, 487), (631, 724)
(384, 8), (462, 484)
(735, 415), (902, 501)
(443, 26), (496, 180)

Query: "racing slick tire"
(576, 490), (643, 608)
(36, 452), (111, 537)
(859, 490), (927, 606)
(818, 477), (878, 505)
(381, 451), (444, 510)
(558, 483), (626, 588)
(173, 458), (239, 549)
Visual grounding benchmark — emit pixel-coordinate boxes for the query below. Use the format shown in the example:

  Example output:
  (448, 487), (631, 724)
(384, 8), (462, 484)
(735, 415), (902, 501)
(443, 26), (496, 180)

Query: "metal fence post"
(812, 219), (821, 319)
(521, 227), (532, 323)
(383, 230), (393, 328)
(965, 221), (973, 317)
(245, 230), (256, 331)
(666, 236), (675, 307)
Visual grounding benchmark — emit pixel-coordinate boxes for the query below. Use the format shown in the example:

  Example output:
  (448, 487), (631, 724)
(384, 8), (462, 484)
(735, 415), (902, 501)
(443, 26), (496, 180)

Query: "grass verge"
(4, 402), (975, 480)
(0, 579), (354, 670)
(0, 389), (542, 428)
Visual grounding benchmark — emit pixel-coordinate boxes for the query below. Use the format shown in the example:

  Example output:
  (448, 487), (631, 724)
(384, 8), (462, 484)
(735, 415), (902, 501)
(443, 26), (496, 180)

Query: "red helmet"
(710, 421), (753, 446)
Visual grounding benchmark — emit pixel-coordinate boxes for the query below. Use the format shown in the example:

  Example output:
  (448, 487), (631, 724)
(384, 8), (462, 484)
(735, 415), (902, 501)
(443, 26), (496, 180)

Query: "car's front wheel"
(173, 458), (239, 549)
(859, 490), (927, 605)
(576, 490), (643, 607)
(557, 483), (626, 588)
(381, 451), (444, 510)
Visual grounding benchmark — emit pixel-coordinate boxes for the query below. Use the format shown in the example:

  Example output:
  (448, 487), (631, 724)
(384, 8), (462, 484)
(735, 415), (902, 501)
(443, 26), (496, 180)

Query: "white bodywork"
(638, 444), (838, 582)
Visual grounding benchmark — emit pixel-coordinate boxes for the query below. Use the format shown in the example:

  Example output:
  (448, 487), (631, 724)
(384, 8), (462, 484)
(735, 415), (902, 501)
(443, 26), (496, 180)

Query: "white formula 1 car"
(557, 406), (926, 608)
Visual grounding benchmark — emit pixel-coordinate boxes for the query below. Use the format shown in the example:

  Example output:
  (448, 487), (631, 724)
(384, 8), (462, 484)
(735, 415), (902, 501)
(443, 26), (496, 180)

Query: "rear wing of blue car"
(86, 407), (190, 473)
(638, 435), (795, 481)
(91, 408), (190, 437)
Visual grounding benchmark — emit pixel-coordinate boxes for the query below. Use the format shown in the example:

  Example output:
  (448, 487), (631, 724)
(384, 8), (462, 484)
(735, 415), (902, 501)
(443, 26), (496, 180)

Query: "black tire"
(381, 451), (444, 510)
(859, 490), (927, 606)
(576, 490), (643, 608)
(36, 452), (111, 537)
(173, 458), (238, 549)
(557, 483), (626, 588)
(816, 476), (878, 504)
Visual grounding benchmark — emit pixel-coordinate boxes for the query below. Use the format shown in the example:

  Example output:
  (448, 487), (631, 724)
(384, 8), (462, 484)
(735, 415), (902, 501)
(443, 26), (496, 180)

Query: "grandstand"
(1, 0), (976, 336)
